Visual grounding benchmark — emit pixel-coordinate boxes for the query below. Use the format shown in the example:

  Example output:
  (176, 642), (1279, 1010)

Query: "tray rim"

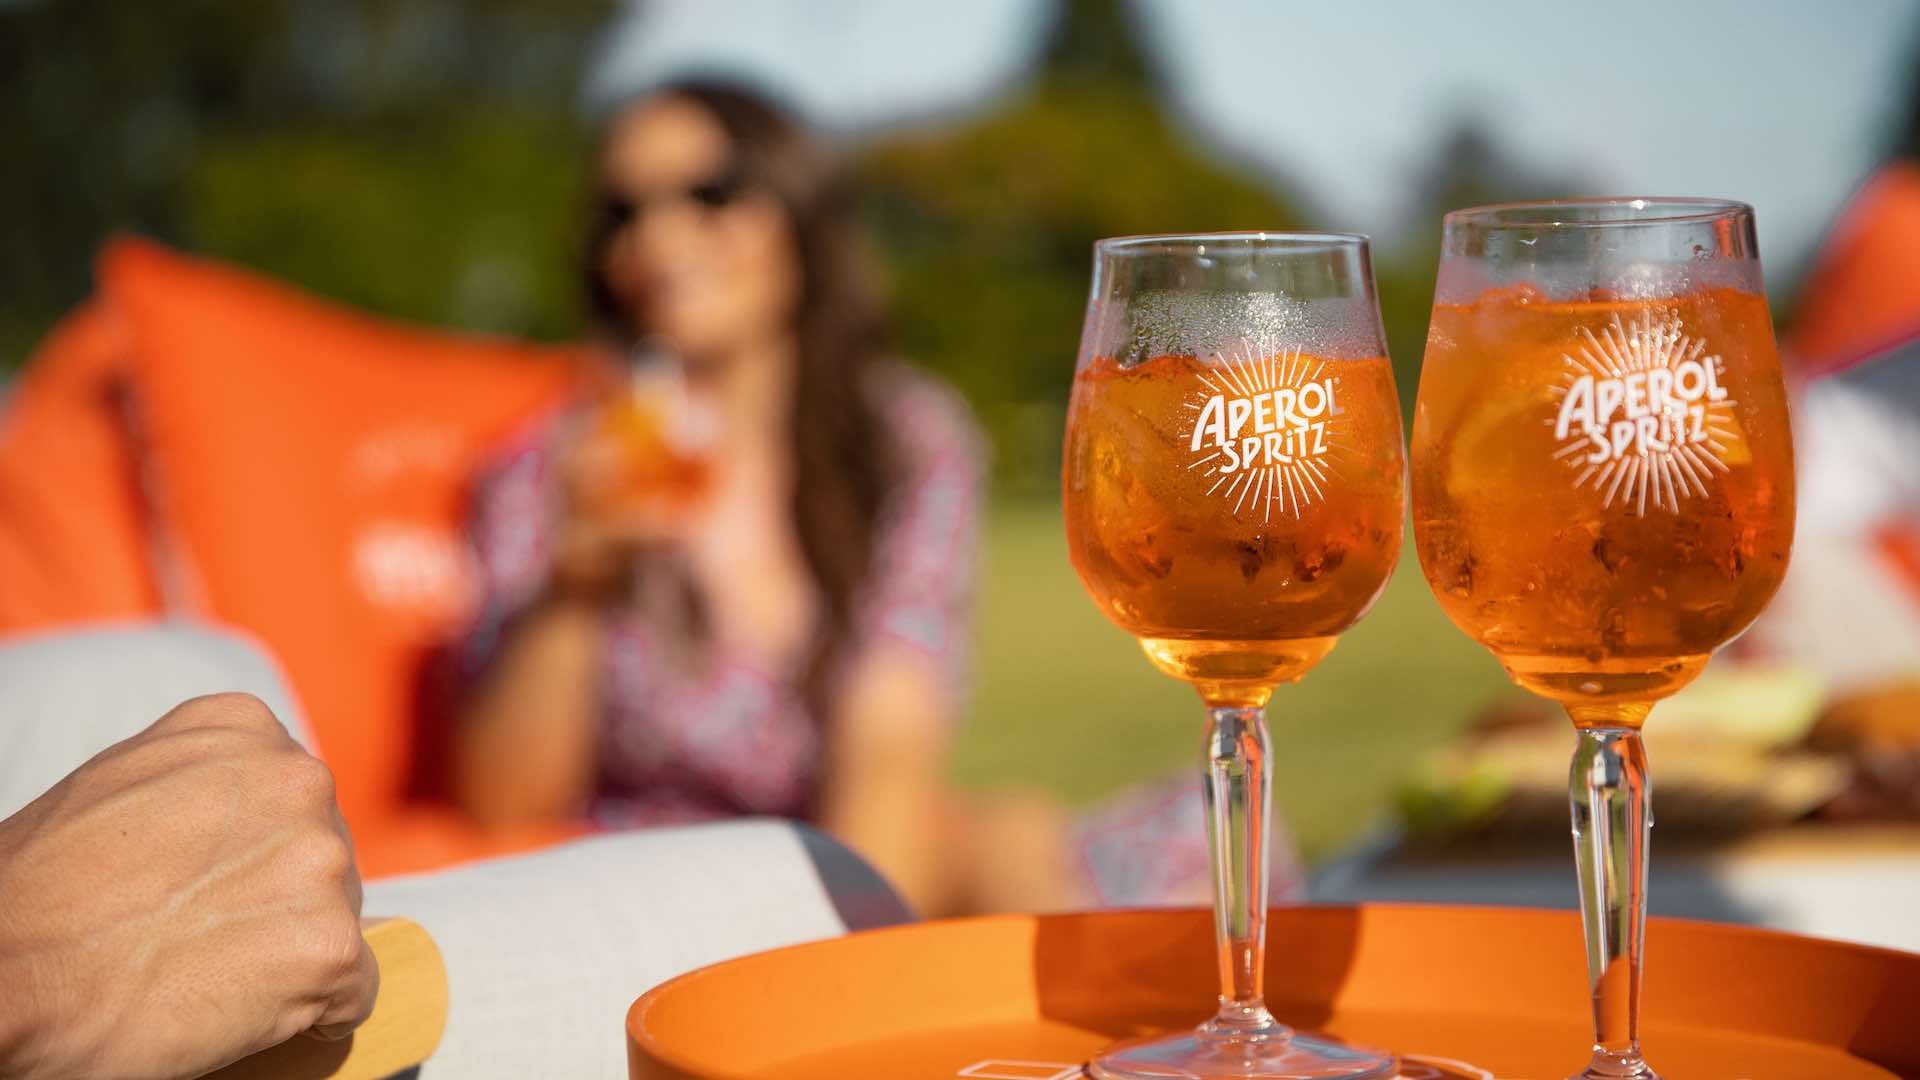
(626, 901), (1920, 1075)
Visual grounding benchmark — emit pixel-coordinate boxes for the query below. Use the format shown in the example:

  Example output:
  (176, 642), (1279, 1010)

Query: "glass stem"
(1568, 723), (1656, 1079)
(1199, 704), (1282, 1038)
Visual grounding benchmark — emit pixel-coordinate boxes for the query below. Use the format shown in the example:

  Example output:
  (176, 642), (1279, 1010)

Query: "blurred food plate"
(1398, 665), (1845, 843)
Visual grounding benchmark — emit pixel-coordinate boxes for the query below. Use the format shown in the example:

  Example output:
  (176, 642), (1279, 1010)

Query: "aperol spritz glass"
(1064, 233), (1405, 1080)
(1411, 199), (1796, 1079)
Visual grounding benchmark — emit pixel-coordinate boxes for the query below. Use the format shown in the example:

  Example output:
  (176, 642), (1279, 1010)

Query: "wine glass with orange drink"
(585, 354), (716, 519)
(1411, 199), (1795, 1079)
(1063, 233), (1405, 1079)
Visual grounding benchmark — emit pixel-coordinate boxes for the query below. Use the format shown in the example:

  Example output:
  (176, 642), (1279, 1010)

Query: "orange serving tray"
(627, 904), (1920, 1080)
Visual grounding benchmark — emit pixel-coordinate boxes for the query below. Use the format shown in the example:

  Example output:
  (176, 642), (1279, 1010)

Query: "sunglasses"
(599, 165), (749, 228)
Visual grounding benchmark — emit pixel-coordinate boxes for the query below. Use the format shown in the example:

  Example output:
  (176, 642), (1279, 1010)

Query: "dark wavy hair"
(583, 79), (892, 707)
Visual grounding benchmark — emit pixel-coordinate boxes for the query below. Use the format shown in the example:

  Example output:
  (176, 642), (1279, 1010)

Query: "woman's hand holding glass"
(550, 362), (717, 601)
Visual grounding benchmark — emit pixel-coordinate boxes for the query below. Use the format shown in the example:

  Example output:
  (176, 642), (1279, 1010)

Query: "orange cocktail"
(1414, 287), (1794, 710)
(1066, 350), (1403, 702)
(584, 365), (714, 516)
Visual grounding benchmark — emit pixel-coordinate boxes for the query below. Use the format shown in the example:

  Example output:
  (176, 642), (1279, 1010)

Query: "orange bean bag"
(1788, 160), (1920, 375)
(1785, 163), (1920, 612)
(84, 237), (591, 875)
(0, 302), (162, 628)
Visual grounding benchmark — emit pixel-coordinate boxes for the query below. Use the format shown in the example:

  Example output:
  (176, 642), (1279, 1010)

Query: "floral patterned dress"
(455, 364), (1301, 905)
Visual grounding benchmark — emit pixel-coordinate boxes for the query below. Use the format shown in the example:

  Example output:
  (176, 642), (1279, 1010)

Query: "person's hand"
(0, 693), (376, 1079)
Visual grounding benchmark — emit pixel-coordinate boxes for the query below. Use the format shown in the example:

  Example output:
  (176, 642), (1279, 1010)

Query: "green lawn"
(949, 498), (1520, 862)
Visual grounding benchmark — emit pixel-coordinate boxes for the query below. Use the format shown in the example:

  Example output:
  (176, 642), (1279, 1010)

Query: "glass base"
(1089, 1022), (1398, 1080)
(1569, 1050), (1662, 1080)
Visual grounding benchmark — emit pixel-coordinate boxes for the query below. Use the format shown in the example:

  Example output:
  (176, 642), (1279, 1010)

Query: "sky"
(589, 0), (1918, 279)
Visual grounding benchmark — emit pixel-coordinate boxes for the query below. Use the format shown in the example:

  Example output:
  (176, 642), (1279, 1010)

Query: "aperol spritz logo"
(1553, 311), (1736, 516)
(1185, 344), (1344, 522)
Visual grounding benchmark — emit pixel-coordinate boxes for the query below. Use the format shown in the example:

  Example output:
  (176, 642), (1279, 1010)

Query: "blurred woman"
(449, 80), (1300, 914)
(447, 80), (1019, 914)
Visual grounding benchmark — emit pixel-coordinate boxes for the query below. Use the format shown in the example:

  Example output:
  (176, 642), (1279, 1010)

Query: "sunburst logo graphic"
(1184, 341), (1346, 523)
(1551, 311), (1737, 516)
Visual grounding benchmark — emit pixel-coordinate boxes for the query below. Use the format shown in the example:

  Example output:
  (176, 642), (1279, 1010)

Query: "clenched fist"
(0, 694), (376, 1079)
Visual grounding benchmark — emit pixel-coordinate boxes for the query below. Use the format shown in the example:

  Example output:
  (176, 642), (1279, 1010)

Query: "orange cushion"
(0, 302), (162, 629)
(102, 237), (588, 872)
(1789, 162), (1920, 375)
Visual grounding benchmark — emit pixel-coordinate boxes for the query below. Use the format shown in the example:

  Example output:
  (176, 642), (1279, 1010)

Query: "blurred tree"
(4, 0), (1590, 482)
(856, 0), (1306, 492)
(0, 0), (610, 366)
(184, 105), (589, 340)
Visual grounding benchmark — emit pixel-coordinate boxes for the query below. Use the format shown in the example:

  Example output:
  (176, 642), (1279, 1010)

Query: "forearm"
(0, 807), (53, 1075)
(816, 648), (957, 916)
(819, 754), (952, 917)
(453, 599), (604, 829)
(0, 966), (57, 1078)
(0, 906), (44, 1077)
(0, 805), (106, 1080)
